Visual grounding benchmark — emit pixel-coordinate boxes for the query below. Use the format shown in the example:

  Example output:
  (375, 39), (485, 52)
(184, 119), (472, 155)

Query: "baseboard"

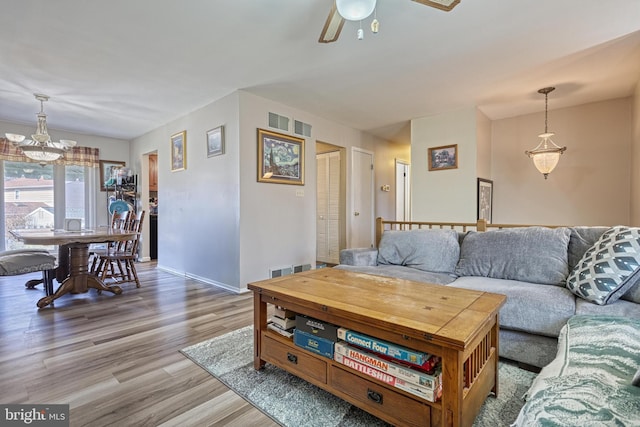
(156, 264), (246, 294)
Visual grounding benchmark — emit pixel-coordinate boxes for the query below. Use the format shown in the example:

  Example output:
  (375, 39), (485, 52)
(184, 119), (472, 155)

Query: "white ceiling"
(0, 0), (639, 143)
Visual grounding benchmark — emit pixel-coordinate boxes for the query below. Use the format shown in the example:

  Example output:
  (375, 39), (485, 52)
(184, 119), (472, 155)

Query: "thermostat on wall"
(64, 218), (82, 231)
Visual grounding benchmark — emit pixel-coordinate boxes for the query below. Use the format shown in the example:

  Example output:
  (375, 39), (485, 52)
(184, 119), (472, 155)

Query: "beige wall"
(476, 110), (492, 180)
(411, 108), (479, 222)
(631, 81), (640, 227)
(492, 97), (632, 225)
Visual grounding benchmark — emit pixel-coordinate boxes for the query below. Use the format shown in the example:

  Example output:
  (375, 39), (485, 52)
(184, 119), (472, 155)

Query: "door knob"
(354, 212), (360, 216)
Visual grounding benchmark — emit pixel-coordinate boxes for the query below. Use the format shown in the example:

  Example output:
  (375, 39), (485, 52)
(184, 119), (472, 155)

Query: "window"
(3, 161), (88, 250)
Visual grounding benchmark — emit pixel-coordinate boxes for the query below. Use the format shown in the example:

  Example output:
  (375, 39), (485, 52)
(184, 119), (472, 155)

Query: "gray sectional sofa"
(337, 223), (640, 369)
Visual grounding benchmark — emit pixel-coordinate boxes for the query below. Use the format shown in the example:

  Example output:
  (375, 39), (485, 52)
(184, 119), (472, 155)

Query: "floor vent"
(293, 264), (312, 273)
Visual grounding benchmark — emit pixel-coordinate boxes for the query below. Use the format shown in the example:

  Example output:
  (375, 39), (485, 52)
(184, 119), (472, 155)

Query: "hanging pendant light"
(525, 87), (566, 179)
(336, 0), (377, 21)
(5, 94), (76, 166)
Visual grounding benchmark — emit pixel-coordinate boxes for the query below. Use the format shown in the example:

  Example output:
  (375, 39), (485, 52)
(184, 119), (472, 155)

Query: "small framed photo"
(99, 160), (126, 191)
(171, 130), (186, 172)
(257, 128), (304, 185)
(428, 144), (458, 171)
(477, 178), (493, 223)
(207, 126), (224, 157)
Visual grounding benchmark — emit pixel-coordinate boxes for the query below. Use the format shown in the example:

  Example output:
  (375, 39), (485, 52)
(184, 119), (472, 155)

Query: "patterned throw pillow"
(566, 226), (640, 305)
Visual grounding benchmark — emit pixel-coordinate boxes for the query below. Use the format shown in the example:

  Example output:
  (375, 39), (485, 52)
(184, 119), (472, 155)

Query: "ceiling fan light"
(336, 0), (376, 21)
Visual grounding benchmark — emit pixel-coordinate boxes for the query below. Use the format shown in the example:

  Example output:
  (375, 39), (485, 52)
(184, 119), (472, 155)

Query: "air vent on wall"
(269, 266), (293, 278)
(294, 120), (312, 137)
(268, 112), (290, 132)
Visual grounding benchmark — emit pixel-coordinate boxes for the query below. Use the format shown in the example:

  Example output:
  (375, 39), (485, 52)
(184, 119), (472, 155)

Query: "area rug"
(181, 326), (537, 427)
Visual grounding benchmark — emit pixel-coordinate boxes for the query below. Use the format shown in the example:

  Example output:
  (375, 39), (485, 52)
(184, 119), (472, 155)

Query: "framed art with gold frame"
(171, 130), (186, 172)
(257, 128), (304, 185)
(428, 144), (458, 171)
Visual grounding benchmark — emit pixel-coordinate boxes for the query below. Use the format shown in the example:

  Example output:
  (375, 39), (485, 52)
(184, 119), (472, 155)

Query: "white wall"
(410, 108), (479, 222)
(129, 90), (399, 292)
(237, 91), (389, 289)
(492, 97), (632, 226)
(371, 140), (410, 222)
(130, 92), (242, 291)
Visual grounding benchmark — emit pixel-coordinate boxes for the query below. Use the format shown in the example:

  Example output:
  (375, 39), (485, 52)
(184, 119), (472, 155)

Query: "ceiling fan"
(319, 0), (461, 43)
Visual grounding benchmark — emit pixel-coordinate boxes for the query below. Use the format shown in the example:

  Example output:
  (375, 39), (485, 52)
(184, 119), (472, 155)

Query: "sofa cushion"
(333, 264), (456, 285)
(339, 248), (378, 266)
(448, 276), (575, 337)
(454, 227), (571, 286)
(377, 229), (460, 274)
(574, 297), (640, 319)
(622, 281), (640, 304)
(567, 226), (608, 271)
(566, 226), (640, 305)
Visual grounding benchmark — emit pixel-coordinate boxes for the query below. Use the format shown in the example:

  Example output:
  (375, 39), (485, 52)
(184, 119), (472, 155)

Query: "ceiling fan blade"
(411, 0), (461, 12)
(318, 3), (344, 43)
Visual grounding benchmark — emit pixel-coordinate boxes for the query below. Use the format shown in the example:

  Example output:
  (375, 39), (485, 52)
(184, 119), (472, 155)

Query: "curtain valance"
(0, 137), (100, 168)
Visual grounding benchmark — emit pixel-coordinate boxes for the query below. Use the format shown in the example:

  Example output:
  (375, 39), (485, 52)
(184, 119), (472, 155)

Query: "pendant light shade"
(525, 87), (566, 179)
(336, 0), (377, 21)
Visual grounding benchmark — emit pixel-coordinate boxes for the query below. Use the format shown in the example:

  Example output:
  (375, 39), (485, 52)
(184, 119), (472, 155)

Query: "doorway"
(316, 142), (346, 265)
(351, 147), (374, 249)
(147, 152), (158, 260)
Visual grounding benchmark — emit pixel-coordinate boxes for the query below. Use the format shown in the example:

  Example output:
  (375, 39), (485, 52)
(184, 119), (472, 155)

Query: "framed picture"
(477, 178), (493, 223)
(257, 128), (305, 185)
(99, 160), (126, 191)
(171, 130), (186, 172)
(207, 125), (224, 157)
(428, 144), (458, 171)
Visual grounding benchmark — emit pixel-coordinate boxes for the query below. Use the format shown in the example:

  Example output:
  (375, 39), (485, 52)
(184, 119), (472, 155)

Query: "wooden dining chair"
(89, 210), (132, 273)
(91, 210), (145, 288)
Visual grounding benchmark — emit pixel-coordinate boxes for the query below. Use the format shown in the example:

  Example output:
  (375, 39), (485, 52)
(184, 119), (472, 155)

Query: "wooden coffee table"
(248, 268), (506, 427)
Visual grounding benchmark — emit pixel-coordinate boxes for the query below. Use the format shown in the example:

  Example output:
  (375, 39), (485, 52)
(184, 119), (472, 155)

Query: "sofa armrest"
(339, 248), (378, 266)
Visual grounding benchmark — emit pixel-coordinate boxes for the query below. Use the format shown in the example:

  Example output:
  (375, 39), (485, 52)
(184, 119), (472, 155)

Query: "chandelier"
(5, 94), (76, 165)
(525, 87), (566, 179)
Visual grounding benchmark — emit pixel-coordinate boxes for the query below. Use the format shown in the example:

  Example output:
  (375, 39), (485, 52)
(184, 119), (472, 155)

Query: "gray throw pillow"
(377, 229), (460, 274)
(566, 226), (640, 305)
(454, 227), (571, 286)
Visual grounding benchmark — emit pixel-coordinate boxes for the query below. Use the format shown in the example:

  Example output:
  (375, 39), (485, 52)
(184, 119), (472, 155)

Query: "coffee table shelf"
(249, 268), (505, 427)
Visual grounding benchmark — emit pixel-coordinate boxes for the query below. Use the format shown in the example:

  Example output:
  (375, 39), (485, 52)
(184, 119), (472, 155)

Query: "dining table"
(10, 227), (139, 308)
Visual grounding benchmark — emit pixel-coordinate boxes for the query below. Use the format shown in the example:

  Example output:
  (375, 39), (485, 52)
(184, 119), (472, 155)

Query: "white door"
(351, 148), (374, 248)
(395, 160), (411, 221)
(316, 151), (341, 264)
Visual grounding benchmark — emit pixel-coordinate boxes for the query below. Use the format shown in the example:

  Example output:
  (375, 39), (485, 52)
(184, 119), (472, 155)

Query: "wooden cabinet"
(149, 154), (158, 191)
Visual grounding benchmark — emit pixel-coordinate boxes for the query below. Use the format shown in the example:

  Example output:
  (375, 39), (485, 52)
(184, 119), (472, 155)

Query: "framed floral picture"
(207, 125), (224, 157)
(257, 128), (304, 185)
(428, 144), (458, 171)
(171, 130), (186, 172)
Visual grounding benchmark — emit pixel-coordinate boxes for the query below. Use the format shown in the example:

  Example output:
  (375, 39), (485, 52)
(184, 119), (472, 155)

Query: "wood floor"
(0, 262), (279, 427)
